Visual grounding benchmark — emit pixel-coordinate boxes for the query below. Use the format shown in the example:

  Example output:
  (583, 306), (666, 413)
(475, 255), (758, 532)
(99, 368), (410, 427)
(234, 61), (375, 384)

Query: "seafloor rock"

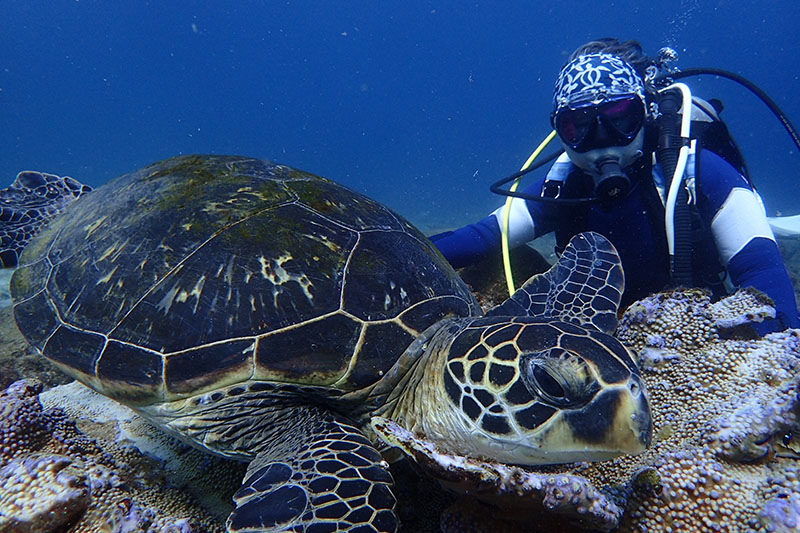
(0, 304), (70, 391)
(377, 288), (800, 532)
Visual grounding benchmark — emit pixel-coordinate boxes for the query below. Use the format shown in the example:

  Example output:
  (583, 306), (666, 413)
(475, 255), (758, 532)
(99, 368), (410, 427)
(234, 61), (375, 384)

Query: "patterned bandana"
(552, 53), (645, 114)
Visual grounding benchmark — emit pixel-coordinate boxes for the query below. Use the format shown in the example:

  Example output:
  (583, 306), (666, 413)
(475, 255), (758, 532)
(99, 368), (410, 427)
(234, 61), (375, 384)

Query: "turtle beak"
(562, 377), (652, 457)
(633, 384), (652, 450)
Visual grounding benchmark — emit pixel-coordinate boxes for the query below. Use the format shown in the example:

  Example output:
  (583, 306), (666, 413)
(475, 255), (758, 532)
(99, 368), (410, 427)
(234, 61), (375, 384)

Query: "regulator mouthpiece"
(594, 158), (631, 202)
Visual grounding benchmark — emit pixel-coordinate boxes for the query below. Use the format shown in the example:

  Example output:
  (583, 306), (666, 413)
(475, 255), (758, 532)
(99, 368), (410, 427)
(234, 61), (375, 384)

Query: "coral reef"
(373, 417), (621, 531)
(615, 288), (800, 532)
(0, 453), (90, 532)
(0, 379), (241, 532)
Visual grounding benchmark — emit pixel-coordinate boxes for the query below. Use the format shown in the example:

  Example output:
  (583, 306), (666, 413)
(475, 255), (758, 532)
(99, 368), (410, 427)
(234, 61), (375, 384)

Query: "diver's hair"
(566, 38), (654, 78)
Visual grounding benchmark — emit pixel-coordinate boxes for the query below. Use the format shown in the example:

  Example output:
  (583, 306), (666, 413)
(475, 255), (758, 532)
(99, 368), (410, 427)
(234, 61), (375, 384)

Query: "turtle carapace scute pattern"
(11, 155), (651, 532)
(11, 156), (478, 403)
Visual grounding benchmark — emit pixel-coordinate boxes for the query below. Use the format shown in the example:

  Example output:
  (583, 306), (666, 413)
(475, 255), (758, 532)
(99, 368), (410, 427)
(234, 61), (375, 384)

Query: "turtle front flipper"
(487, 232), (624, 334)
(228, 406), (398, 533)
(0, 171), (91, 268)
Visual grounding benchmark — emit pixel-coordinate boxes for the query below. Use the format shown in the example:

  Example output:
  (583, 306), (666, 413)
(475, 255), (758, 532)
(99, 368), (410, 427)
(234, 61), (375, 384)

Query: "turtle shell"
(11, 155), (480, 404)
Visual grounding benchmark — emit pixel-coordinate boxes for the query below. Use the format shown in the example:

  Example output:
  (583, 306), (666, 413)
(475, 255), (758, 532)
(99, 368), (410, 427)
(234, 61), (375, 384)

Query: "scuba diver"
(430, 39), (800, 333)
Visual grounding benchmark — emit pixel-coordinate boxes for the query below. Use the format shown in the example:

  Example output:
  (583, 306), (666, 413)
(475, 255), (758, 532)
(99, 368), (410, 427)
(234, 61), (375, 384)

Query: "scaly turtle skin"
(10, 155), (651, 532)
(0, 171), (91, 268)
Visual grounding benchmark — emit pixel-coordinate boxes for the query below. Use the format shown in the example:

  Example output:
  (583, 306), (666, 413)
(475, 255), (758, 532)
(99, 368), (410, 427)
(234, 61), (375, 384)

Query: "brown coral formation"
(0, 453), (90, 531)
(613, 289), (800, 532)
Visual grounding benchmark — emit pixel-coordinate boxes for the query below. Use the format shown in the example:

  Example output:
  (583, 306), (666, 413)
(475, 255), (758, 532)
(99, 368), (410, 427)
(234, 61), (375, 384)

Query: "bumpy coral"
(0, 379), (230, 532)
(0, 454), (90, 531)
(379, 289), (800, 532)
(758, 490), (800, 531)
(707, 286), (776, 329)
(373, 417), (621, 531)
(612, 288), (800, 531)
(40, 381), (247, 521)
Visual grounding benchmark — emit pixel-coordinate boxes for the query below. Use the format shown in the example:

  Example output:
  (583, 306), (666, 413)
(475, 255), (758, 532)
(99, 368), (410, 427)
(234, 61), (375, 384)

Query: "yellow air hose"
(501, 129), (557, 297)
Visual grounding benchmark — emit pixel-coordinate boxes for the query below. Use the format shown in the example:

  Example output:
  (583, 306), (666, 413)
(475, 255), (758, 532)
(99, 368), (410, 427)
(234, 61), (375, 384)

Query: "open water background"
(2, 1), (800, 233)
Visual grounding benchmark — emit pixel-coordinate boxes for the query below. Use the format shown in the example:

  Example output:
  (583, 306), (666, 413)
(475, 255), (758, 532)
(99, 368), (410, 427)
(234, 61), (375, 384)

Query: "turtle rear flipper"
(228, 406), (398, 533)
(487, 232), (624, 334)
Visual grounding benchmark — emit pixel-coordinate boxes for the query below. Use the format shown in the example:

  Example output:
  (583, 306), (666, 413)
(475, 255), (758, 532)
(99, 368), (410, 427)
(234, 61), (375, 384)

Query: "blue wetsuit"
(431, 149), (800, 333)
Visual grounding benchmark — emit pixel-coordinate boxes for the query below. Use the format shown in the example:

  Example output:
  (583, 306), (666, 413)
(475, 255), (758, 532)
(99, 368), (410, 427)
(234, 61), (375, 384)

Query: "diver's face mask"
(552, 96), (646, 202)
(553, 96), (644, 152)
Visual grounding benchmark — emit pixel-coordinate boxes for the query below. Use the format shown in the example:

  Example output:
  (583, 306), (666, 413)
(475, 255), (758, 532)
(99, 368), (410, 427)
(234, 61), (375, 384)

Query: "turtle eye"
(521, 348), (599, 408)
(532, 365), (565, 399)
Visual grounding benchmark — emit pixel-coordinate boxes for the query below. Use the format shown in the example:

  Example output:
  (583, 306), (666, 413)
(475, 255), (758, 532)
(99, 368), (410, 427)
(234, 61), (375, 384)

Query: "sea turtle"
(0, 170), (92, 268)
(10, 155), (651, 532)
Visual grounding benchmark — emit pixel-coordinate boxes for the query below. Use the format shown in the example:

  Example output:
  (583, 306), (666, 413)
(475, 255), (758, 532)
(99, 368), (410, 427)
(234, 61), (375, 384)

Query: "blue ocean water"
(2, 1), (799, 233)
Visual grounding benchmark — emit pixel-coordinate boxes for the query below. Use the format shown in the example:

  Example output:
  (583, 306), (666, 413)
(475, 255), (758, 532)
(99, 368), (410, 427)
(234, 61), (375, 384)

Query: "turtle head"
(431, 317), (651, 465)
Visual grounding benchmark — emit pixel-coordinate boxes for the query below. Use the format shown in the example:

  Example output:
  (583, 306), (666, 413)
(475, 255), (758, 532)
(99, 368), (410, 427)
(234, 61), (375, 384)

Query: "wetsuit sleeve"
(429, 214), (503, 269)
(430, 180), (550, 269)
(698, 149), (800, 332)
(727, 238), (800, 331)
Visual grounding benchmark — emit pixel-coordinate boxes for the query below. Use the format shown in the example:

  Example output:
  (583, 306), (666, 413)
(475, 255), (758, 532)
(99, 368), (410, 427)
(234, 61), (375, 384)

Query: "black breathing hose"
(659, 68), (800, 153)
(657, 90), (693, 287)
